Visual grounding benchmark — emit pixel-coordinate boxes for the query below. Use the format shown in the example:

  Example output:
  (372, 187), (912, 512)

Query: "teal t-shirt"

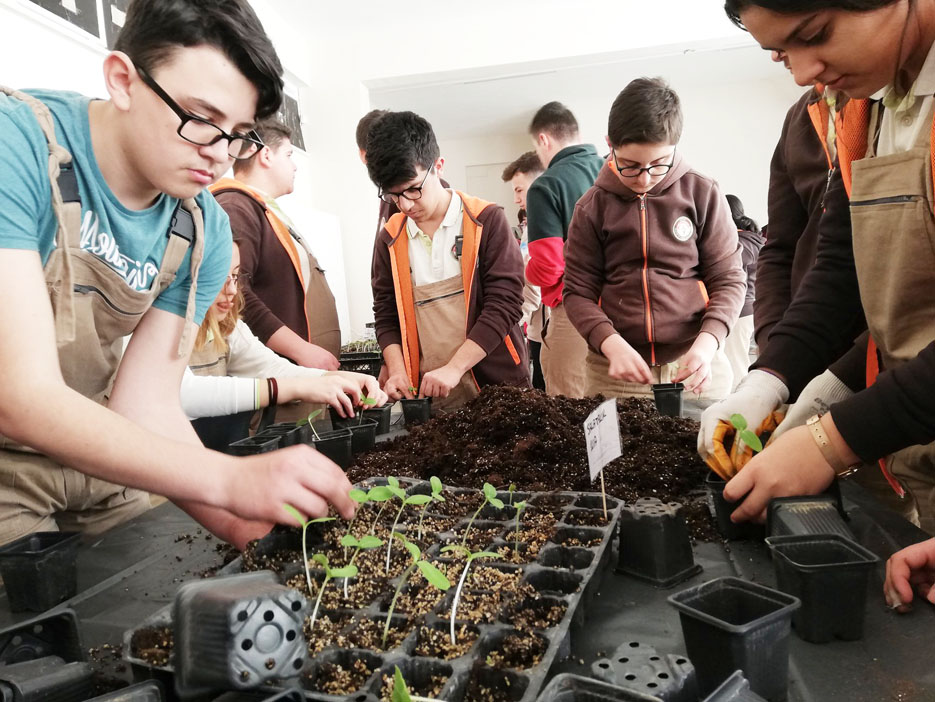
(0, 89), (231, 324)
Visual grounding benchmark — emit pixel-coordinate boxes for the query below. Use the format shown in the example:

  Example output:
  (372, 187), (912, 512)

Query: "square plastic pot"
(765, 534), (879, 644)
(766, 495), (851, 540)
(0, 609), (84, 665)
(309, 427), (353, 468)
(617, 497), (701, 588)
(651, 383), (684, 417)
(0, 655), (94, 702)
(257, 422), (310, 448)
(537, 673), (665, 702)
(0, 532), (80, 612)
(362, 403), (393, 435)
(172, 571), (308, 697)
(705, 473), (765, 542)
(591, 640), (697, 702)
(228, 435), (281, 456)
(701, 671), (766, 702)
(329, 414), (379, 453)
(668, 576), (800, 700)
(400, 398), (432, 425)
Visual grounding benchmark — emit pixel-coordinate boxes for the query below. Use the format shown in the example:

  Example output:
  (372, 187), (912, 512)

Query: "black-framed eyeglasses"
(224, 272), (250, 287)
(378, 167), (433, 205)
(611, 147), (677, 178)
(137, 67), (264, 160)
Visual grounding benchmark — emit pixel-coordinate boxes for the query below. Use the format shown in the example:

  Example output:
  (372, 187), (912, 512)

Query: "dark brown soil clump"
(486, 631), (548, 670)
(129, 625), (173, 667)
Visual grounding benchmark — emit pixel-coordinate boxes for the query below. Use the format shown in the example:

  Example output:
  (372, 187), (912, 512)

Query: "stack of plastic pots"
(227, 435), (281, 456)
(668, 576), (800, 700)
(0, 532), (81, 612)
(765, 534), (879, 643)
(616, 497), (702, 588)
(766, 496), (851, 539)
(256, 422), (310, 448)
(330, 412), (380, 453)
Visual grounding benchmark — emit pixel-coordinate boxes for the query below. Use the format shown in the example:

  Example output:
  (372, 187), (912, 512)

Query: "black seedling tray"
(339, 352), (383, 378)
(123, 479), (622, 702)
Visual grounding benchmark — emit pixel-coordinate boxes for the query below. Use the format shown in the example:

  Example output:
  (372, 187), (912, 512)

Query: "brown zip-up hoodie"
(563, 156), (744, 366)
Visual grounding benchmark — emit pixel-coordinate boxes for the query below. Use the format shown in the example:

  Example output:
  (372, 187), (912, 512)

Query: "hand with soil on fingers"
(884, 538), (935, 612)
(420, 364), (463, 399)
(723, 423), (836, 523)
(674, 331), (718, 394)
(600, 334), (652, 384)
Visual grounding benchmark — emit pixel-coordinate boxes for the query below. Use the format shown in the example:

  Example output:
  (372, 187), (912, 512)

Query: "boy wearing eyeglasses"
(0, 0), (356, 548)
(367, 111), (530, 409)
(563, 77), (744, 399)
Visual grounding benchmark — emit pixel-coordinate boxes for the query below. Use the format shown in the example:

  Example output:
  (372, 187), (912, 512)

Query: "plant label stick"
(584, 399), (620, 519)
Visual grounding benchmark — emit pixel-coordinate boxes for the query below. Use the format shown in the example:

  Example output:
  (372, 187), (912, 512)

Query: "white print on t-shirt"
(79, 210), (160, 290)
(672, 216), (695, 242)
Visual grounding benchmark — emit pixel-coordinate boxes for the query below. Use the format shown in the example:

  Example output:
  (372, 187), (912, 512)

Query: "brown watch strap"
(806, 414), (853, 475)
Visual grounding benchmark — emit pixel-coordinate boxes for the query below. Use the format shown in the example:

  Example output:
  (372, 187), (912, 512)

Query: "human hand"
(322, 371), (389, 413)
(384, 372), (415, 401)
(674, 332), (718, 394)
(722, 424), (836, 523)
(884, 538), (935, 612)
(296, 343), (340, 371)
(420, 364), (464, 398)
(600, 334), (652, 384)
(698, 369), (789, 461)
(224, 445), (356, 524)
(772, 369), (853, 441)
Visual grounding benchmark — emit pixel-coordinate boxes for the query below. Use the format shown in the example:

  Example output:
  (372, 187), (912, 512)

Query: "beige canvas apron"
(849, 100), (935, 533)
(0, 88), (204, 545)
(302, 248), (341, 358)
(413, 274), (479, 412)
(189, 340), (229, 377)
(540, 302), (588, 398)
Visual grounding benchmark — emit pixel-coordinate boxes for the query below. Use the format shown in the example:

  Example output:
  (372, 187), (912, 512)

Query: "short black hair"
(115, 0), (283, 120)
(356, 109), (389, 151)
(501, 151), (543, 181)
(724, 0), (897, 28)
(528, 101), (579, 142)
(726, 194), (761, 233)
(365, 111), (439, 192)
(607, 77), (683, 147)
(233, 119), (291, 174)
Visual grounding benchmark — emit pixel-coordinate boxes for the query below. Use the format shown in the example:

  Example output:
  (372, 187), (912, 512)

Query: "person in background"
(368, 111), (529, 409)
(211, 120), (341, 373)
(563, 78), (744, 399)
(525, 102), (604, 398)
(502, 151), (546, 391)
(723, 194), (765, 389)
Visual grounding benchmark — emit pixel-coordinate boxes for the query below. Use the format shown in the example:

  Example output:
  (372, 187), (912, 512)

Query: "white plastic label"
(584, 399), (621, 482)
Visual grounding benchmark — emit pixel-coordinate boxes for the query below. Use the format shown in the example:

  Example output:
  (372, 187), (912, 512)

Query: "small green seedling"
(416, 476), (446, 540)
(342, 488), (371, 557)
(441, 545), (497, 644)
(407, 386), (420, 398)
(385, 477), (433, 572)
(367, 485), (396, 535)
(383, 533), (450, 647)
(339, 533), (383, 598)
(296, 408), (323, 440)
(506, 483), (517, 506)
(730, 413), (763, 453)
(306, 553), (357, 639)
(462, 482), (504, 549)
(282, 505), (335, 598)
(358, 394), (377, 424)
(390, 665), (437, 702)
(513, 500), (527, 553)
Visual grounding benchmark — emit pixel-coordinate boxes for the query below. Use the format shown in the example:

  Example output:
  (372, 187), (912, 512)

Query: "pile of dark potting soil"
(349, 386), (708, 505)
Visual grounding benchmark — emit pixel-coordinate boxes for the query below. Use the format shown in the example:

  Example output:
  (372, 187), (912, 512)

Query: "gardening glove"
(730, 410), (786, 470)
(698, 369), (789, 463)
(705, 421), (737, 480)
(770, 369), (854, 442)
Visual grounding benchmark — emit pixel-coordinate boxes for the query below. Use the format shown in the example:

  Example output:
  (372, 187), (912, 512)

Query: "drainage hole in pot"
(286, 630), (297, 641)
(264, 610), (274, 621)
(598, 662), (610, 669)
(658, 673), (668, 679)
(618, 658), (629, 663)
(676, 658), (687, 665)
(625, 675), (636, 681)
(293, 658), (303, 670)
(291, 600), (302, 611)
(647, 683), (658, 689)
(237, 611), (248, 622)
(32, 625), (43, 634)
(241, 639), (253, 651)
(355, 697), (368, 702)
(649, 656), (659, 661)
(629, 641), (640, 648)
(11, 636), (21, 646)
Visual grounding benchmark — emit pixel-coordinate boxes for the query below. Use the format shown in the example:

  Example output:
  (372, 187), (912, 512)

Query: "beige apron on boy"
(0, 88), (204, 545)
(848, 100), (935, 533)
(540, 302), (588, 398)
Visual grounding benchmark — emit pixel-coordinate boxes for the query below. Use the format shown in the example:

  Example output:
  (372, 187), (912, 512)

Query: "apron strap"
(386, 213), (420, 388)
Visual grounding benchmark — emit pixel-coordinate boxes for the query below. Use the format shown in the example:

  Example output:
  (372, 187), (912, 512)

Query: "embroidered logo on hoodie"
(672, 216), (695, 242)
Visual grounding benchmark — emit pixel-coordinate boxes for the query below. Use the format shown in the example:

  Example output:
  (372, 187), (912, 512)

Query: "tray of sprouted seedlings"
(125, 477), (622, 702)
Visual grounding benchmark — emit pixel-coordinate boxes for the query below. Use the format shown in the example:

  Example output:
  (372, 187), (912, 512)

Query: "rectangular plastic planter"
(228, 435), (281, 456)
(616, 497), (701, 588)
(765, 534), (879, 643)
(668, 576), (799, 700)
(0, 532), (81, 612)
(400, 398), (432, 425)
(362, 403), (393, 435)
(258, 422), (311, 448)
(651, 383), (683, 417)
(329, 415), (379, 453)
(309, 428), (353, 469)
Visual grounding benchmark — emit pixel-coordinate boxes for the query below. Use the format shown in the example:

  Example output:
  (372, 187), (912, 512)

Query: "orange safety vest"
(384, 192), (521, 388)
(209, 178), (312, 341)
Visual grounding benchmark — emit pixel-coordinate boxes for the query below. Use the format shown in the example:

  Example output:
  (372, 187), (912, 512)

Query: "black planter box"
(0, 532), (80, 612)
(338, 351), (383, 378)
(705, 473), (765, 542)
(362, 403), (393, 435)
(400, 397), (432, 425)
(329, 412), (379, 453)
(0, 655), (94, 702)
(228, 435), (281, 456)
(765, 534), (878, 644)
(617, 497), (701, 588)
(651, 383), (684, 417)
(257, 422), (311, 448)
(309, 427), (353, 468)
(668, 576), (800, 700)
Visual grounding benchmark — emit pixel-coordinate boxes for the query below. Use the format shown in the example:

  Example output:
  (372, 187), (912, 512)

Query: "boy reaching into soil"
(562, 77), (745, 400)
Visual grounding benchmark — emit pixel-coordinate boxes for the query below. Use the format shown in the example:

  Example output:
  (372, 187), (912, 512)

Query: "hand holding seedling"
(419, 364), (463, 399)
(600, 334), (652, 384)
(674, 331), (718, 394)
(383, 372), (416, 401)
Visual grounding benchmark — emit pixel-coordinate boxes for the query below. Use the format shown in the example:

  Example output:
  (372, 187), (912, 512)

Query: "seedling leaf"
(349, 488), (369, 503)
(311, 553), (329, 568)
(330, 564), (358, 579)
(387, 485), (406, 500)
(387, 476), (400, 488)
(340, 534), (358, 548)
(282, 504), (306, 526)
(361, 396), (377, 406)
(729, 413), (748, 431)
(488, 497), (505, 510)
(441, 544), (469, 557)
(392, 666), (412, 702)
(430, 476), (443, 494)
(740, 429), (763, 452)
(357, 535), (383, 549)
(310, 517), (335, 524)
(403, 540), (421, 561)
(468, 551), (498, 562)
(406, 494), (433, 506)
(368, 486), (394, 502)
(417, 560), (451, 590)
(482, 483), (497, 500)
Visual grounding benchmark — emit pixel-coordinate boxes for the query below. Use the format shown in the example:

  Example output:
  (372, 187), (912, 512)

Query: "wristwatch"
(806, 414), (859, 477)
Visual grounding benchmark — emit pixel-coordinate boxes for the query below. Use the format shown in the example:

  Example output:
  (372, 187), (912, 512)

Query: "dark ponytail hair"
(726, 194), (761, 234)
(724, 0), (901, 28)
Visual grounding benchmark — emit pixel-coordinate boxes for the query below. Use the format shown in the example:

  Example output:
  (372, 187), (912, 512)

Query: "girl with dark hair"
(699, 0), (935, 597)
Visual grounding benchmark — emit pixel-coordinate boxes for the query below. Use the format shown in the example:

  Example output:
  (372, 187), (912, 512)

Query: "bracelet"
(805, 414), (856, 476)
(267, 377), (279, 407)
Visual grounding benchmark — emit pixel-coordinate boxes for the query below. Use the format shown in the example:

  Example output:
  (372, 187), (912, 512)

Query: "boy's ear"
(604, 135), (613, 150)
(536, 132), (550, 149)
(102, 51), (136, 112)
(434, 157), (445, 175)
(257, 145), (273, 169)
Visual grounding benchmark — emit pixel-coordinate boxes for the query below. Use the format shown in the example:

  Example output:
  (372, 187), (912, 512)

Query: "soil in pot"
(491, 543), (533, 564)
(381, 582), (446, 616)
(286, 573), (388, 610)
(339, 616), (411, 652)
(485, 630), (548, 670)
(502, 596), (568, 630)
(426, 491), (485, 518)
(414, 624), (480, 659)
(305, 657), (377, 695)
(305, 611), (353, 655)
(129, 625), (173, 667)
(463, 668), (528, 702)
(562, 509), (610, 527)
(444, 525), (503, 552)
(380, 670), (449, 701)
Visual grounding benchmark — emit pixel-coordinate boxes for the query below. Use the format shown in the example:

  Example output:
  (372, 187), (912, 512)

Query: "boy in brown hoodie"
(563, 77), (744, 399)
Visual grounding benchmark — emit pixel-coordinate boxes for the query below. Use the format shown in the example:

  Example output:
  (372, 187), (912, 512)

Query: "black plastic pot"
(537, 673), (664, 702)
(705, 473), (765, 542)
(591, 640), (697, 701)
(766, 495), (851, 540)
(765, 534), (879, 644)
(401, 397), (432, 425)
(257, 422), (310, 448)
(84, 681), (164, 702)
(227, 435), (281, 456)
(0, 609), (84, 664)
(172, 571), (308, 697)
(329, 412), (379, 453)
(651, 383), (684, 417)
(0, 532), (80, 612)
(617, 497), (701, 588)
(0, 655), (94, 702)
(362, 403), (393, 435)
(668, 576), (800, 700)
(309, 427), (353, 468)
(701, 671), (766, 702)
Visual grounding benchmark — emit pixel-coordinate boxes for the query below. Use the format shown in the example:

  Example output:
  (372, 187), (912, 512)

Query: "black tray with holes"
(123, 478), (621, 702)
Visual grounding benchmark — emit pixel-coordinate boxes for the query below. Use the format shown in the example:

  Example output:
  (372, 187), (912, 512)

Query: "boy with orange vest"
(367, 111), (530, 409)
